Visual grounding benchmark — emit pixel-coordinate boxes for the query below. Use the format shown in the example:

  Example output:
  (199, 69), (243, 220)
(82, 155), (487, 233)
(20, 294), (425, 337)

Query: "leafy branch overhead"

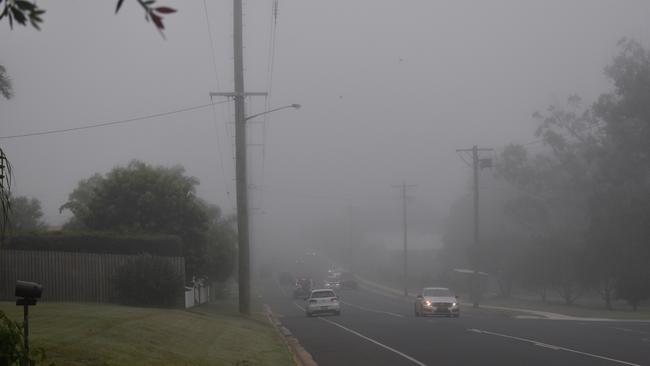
(0, 0), (44, 30)
(0, 0), (176, 32)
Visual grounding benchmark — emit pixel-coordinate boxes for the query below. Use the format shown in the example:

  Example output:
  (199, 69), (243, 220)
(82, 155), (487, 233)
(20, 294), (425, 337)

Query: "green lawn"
(481, 296), (650, 320)
(0, 300), (292, 366)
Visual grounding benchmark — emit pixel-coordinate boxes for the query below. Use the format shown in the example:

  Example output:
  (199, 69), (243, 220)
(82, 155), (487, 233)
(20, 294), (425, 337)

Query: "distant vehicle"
(293, 278), (313, 299)
(278, 271), (294, 285)
(327, 267), (343, 275)
(414, 287), (460, 317)
(305, 289), (341, 317)
(324, 274), (341, 289)
(338, 271), (358, 290)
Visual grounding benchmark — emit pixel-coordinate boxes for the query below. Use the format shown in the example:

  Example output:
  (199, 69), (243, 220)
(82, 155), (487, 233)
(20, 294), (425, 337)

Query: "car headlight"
(424, 300), (432, 306)
(452, 302), (457, 307)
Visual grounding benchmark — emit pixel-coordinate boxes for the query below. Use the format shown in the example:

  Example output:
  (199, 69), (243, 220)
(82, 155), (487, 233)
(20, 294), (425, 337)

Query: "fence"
(184, 282), (210, 308)
(0, 249), (185, 304)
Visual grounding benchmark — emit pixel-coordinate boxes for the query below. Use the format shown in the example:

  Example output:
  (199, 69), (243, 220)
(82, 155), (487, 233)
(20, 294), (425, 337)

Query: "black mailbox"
(15, 280), (42, 300)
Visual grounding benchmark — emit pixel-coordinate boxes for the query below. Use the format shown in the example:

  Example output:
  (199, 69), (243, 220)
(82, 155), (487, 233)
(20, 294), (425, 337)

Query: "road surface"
(262, 278), (650, 366)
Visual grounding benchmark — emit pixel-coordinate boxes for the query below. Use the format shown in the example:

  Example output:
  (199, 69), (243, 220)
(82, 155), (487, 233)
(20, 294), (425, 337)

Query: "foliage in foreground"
(0, 310), (47, 366)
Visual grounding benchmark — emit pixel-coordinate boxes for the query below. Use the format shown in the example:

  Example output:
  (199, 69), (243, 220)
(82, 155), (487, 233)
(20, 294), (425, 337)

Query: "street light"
(237, 103), (300, 315)
(245, 104), (301, 121)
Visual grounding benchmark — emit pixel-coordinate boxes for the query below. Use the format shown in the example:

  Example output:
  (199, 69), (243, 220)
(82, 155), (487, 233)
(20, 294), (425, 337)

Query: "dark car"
(293, 278), (313, 299)
(339, 271), (358, 290)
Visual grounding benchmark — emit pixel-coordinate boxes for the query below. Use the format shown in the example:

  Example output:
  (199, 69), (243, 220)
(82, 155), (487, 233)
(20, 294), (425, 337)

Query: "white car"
(305, 289), (341, 317)
(414, 287), (460, 317)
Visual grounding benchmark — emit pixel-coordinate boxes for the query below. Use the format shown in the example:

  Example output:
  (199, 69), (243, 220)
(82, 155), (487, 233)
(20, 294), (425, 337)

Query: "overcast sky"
(1, 0), (649, 252)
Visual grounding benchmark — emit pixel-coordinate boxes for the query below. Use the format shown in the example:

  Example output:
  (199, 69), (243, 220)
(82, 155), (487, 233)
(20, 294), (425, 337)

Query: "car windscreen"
(423, 288), (452, 297)
(312, 291), (335, 298)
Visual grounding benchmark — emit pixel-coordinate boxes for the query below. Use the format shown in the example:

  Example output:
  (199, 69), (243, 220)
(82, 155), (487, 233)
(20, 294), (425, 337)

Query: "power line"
(0, 101), (230, 140)
(203, 0), (222, 92)
(259, 0), (280, 210)
(208, 101), (234, 210)
(203, 0), (234, 210)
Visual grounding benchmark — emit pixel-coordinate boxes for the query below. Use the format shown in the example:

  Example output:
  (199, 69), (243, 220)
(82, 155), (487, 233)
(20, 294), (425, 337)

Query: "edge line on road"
(467, 328), (642, 366)
(292, 303), (427, 366)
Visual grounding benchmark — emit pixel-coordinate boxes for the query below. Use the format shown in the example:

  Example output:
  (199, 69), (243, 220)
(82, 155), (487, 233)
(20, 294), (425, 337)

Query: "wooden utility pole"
(210, 0), (267, 315)
(456, 145), (493, 308)
(392, 181), (416, 297)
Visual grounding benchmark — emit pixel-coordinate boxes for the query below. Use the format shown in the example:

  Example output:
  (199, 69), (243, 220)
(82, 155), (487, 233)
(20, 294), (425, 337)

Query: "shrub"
(115, 254), (184, 307)
(0, 311), (46, 366)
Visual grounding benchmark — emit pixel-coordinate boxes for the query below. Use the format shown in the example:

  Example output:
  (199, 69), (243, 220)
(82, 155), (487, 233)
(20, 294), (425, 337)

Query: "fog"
(2, 0), (650, 269)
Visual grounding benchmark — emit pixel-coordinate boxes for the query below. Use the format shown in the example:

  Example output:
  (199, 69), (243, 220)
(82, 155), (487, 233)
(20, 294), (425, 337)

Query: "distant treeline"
(441, 39), (650, 311)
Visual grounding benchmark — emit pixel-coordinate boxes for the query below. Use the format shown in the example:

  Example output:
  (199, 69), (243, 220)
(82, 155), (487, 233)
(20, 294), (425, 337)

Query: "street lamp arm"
(244, 104), (301, 121)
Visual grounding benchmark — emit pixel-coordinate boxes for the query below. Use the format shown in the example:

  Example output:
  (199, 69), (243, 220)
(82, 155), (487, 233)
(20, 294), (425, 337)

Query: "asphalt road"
(261, 279), (650, 366)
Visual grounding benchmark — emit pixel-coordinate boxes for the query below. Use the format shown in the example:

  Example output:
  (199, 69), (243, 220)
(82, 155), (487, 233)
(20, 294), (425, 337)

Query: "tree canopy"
(443, 39), (650, 309)
(6, 196), (45, 233)
(61, 160), (236, 281)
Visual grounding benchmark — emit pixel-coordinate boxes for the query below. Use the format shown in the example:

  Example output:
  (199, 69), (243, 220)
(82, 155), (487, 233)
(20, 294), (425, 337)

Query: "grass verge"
(481, 296), (650, 320)
(0, 299), (292, 366)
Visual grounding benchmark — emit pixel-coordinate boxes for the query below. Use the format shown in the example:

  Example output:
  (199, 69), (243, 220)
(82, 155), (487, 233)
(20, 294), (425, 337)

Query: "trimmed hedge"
(5, 231), (183, 257)
(115, 254), (185, 307)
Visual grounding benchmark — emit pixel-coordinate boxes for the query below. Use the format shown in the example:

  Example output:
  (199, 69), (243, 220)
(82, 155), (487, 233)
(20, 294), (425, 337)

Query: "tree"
(0, 64), (12, 246)
(202, 203), (237, 283)
(495, 101), (597, 305)
(588, 38), (650, 309)
(6, 196), (46, 232)
(0, 0), (176, 32)
(0, 65), (12, 100)
(61, 160), (219, 278)
(59, 174), (104, 230)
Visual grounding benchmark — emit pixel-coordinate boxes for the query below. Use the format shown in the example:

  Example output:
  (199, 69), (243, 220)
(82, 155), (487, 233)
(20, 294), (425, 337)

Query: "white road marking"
(467, 328), (642, 366)
(293, 302), (427, 366)
(340, 300), (405, 318)
(612, 327), (650, 335)
(320, 317), (428, 366)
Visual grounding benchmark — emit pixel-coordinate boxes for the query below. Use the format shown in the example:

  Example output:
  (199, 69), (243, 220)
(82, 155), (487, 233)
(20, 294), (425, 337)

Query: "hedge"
(115, 254), (185, 307)
(5, 231), (183, 257)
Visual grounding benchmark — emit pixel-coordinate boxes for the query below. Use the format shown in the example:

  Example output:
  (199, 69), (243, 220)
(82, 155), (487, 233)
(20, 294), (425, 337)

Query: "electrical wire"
(0, 101), (230, 140)
(203, 0), (234, 210)
(259, 0), (280, 209)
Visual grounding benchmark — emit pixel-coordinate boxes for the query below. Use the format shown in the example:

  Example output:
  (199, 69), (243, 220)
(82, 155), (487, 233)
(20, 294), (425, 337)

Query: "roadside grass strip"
(0, 301), (292, 366)
(467, 328), (642, 366)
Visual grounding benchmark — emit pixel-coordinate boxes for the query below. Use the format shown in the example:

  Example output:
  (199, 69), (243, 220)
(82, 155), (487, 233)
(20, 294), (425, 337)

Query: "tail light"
(331, 297), (338, 302)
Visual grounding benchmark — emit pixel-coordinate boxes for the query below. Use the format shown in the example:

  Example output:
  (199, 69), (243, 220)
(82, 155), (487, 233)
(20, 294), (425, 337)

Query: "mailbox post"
(15, 280), (42, 363)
